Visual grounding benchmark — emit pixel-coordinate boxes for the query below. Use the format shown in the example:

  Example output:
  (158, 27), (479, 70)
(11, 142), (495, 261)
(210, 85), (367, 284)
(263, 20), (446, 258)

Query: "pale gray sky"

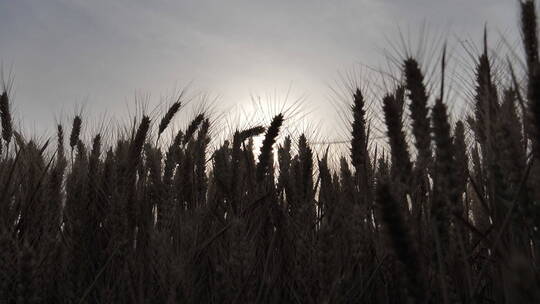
(0, 0), (520, 138)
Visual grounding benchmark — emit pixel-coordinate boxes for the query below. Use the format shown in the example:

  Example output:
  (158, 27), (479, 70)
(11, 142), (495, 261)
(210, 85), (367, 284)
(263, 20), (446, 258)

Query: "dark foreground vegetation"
(2, 1), (540, 303)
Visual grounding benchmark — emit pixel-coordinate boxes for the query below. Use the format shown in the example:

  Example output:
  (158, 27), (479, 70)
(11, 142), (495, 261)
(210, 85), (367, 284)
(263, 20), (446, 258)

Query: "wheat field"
(0, 1), (540, 304)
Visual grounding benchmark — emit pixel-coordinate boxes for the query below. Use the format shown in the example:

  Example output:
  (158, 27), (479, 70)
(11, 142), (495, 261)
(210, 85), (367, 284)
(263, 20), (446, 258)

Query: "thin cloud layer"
(0, 0), (517, 132)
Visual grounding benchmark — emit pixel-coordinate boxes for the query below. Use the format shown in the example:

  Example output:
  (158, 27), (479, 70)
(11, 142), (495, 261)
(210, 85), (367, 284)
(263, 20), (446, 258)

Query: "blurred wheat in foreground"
(1, 2), (540, 304)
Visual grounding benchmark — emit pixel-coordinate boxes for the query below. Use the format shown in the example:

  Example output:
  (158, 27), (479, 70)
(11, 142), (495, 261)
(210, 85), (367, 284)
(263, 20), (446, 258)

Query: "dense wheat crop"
(1, 1), (540, 303)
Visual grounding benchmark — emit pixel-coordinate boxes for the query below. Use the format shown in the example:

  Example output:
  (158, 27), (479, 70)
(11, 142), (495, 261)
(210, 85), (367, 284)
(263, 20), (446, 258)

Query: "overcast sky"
(0, 0), (520, 138)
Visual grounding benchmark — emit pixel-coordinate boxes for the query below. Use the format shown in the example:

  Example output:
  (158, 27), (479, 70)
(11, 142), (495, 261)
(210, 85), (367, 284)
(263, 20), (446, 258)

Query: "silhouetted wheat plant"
(1, 2), (540, 303)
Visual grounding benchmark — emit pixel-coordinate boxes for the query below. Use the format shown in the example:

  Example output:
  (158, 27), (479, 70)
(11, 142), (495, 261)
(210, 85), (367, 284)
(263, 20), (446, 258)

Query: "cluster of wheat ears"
(1, 1), (540, 304)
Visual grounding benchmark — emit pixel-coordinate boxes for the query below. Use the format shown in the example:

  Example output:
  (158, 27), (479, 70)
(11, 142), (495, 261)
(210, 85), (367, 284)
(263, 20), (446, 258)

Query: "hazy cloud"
(0, 0), (518, 134)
